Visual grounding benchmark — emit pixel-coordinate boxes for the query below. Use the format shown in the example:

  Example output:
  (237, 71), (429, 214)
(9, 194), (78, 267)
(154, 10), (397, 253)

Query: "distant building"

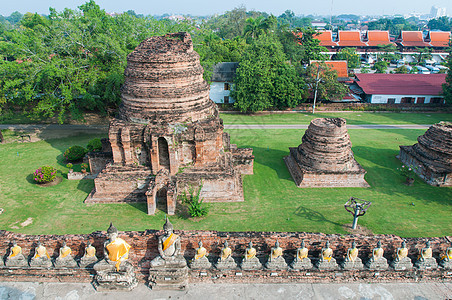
(310, 60), (349, 79)
(354, 73), (446, 104)
(209, 62), (238, 104)
(430, 6), (447, 19)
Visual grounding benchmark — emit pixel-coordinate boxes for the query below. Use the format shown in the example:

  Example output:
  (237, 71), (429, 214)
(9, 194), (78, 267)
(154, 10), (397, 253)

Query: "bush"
(33, 166), (57, 184)
(180, 184), (208, 218)
(87, 138), (102, 152)
(64, 145), (87, 162)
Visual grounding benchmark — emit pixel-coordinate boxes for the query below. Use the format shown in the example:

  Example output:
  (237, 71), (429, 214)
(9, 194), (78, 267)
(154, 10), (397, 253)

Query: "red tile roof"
(311, 60), (348, 78)
(428, 31), (451, 47)
(314, 31), (338, 47)
(355, 73), (446, 96)
(364, 30), (395, 47)
(337, 31), (367, 47)
(397, 31), (430, 47)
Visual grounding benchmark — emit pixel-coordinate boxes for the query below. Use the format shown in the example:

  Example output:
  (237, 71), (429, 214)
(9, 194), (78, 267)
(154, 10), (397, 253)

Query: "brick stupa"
(398, 121), (452, 186)
(86, 32), (254, 214)
(284, 118), (369, 187)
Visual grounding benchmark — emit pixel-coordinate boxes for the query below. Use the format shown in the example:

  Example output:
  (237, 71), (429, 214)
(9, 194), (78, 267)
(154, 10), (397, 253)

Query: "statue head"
(325, 241), (330, 248)
(377, 240), (382, 248)
(198, 241), (203, 248)
(301, 240), (305, 248)
(248, 241), (253, 248)
(224, 241), (229, 248)
(401, 240), (406, 248)
(275, 240), (280, 248)
(163, 216), (174, 235)
(37, 241), (42, 247)
(426, 240), (430, 248)
(352, 241), (356, 249)
(87, 241), (92, 248)
(11, 240), (17, 247)
(62, 241), (67, 247)
(107, 222), (118, 240)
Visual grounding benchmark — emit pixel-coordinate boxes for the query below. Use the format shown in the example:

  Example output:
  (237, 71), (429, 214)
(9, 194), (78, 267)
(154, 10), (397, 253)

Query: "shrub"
(397, 164), (418, 179)
(180, 184), (208, 218)
(66, 163), (73, 169)
(33, 166), (57, 184)
(64, 145), (87, 162)
(87, 138), (102, 152)
(81, 163), (89, 171)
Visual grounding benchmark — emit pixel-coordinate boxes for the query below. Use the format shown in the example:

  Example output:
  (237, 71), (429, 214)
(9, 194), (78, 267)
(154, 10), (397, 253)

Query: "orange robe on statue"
(106, 238), (131, 271)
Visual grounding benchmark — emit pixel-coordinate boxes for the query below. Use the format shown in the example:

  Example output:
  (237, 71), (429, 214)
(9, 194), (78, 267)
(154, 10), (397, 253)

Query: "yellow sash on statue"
(61, 247), (71, 258)
(322, 248), (332, 262)
(271, 247), (282, 259)
(163, 233), (178, 251)
(195, 247), (207, 260)
(10, 246), (21, 258)
(221, 247), (232, 260)
(348, 248), (358, 262)
(246, 247), (256, 260)
(106, 238), (131, 271)
(36, 246), (50, 259)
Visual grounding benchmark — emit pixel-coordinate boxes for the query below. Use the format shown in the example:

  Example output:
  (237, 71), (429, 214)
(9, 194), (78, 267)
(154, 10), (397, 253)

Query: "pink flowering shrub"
(397, 164), (418, 179)
(33, 166), (57, 184)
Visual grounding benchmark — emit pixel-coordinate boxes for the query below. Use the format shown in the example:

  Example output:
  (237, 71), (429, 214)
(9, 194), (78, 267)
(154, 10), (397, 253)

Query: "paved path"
(0, 124), (432, 131)
(0, 281), (451, 299)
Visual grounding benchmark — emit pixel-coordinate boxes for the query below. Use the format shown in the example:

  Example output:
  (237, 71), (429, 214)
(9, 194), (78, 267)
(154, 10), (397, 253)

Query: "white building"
(209, 62), (238, 104)
(430, 6), (447, 18)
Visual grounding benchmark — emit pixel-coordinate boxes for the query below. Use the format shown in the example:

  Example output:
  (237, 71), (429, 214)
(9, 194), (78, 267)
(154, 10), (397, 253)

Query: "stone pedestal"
(391, 257), (413, 271)
(341, 257), (364, 270)
(5, 255), (27, 268)
(316, 258), (338, 271)
(240, 257), (262, 271)
(415, 258), (438, 270)
(440, 259), (452, 270)
(265, 256), (288, 271)
(94, 269), (138, 291)
(29, 256), (52, 268)
(290, 258), (313, 271)
(93, 260), (138, 291)
(189, 256), (212, 270)
(79, 256), (98, 268)
(148, 267), (189, 290)
(215, 256), (237, 270)
(366, 257), (389, 270)
(54, 256), (78, 269)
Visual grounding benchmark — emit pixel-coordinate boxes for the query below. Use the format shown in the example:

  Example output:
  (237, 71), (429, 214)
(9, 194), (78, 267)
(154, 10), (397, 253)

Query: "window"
(224, 83), (230, 90)
(401, 97), (414, 104)
(416, 97), (425, 104)
(387, 98), (396, 104)
(430, 97), (443, 104)
(224, 96), (230, 104)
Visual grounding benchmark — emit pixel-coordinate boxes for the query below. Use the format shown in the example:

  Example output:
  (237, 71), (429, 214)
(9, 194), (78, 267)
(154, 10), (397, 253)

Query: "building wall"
(369, 94), (444, 104)
(209, 82), (235, 104)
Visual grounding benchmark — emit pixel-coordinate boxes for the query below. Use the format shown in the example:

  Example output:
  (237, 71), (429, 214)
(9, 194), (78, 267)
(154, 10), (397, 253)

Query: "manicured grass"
(220, 112), (452, 125)
(0, 129), (450, 237)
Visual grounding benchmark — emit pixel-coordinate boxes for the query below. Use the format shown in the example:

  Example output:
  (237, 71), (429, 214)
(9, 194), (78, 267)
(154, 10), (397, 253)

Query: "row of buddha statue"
(1, 219), (451, 291)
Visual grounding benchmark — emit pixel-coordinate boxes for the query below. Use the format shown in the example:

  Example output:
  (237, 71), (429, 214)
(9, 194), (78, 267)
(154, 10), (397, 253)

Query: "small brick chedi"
(398, 121), (452, 187)
(284, 118), (368, 187)
(86, 32), (253, 214)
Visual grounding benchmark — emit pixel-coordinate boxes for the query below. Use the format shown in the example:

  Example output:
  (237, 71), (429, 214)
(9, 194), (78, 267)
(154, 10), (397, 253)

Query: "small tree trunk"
(0, 130), (4, 144)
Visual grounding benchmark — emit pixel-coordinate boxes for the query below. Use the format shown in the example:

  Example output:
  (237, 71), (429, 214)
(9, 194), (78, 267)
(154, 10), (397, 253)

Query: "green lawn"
(0, 128), (450, 237)
(220, 112), (452, 125)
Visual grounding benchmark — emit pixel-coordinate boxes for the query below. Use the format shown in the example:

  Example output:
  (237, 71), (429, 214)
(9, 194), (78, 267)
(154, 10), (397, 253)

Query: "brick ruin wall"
(1, 230), (451, 284)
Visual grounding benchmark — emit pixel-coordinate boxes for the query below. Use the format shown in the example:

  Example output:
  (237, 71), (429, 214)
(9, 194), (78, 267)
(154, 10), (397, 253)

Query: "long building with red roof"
(337, 31), (368, 47)
(396, 31), (431, 48)
(354, 73), (446, 104)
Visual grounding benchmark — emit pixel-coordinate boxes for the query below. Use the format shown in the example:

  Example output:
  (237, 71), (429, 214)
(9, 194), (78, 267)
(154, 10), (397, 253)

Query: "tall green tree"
(305, 62), (347, 101)
(442, 49), (452, 104)
(332, 48), (360, 69)
(295, 27), (328, 65)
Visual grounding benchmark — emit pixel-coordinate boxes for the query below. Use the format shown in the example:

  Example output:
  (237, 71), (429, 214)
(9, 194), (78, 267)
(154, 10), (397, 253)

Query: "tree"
(374, 60), (388, 73)
(428, 16), (451, 31)
(442, 50), (452, 104)
(305, 62), (348, 101)
(333, 48), (360, 69)
(295, 27), (328, 65)
(394, 65), (409, 74)
(413, 47), (432, 65)
(231, 35), (306, 112)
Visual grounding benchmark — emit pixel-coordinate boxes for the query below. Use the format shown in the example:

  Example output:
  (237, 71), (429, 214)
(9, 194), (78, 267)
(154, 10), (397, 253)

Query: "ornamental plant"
(33, 166), (57, 184)
(66, 163), (73, 169)
(81, 163), (89, 172)
(180, 184), (209, 218)
(397, 165), (418, 179)
(87, 138), (102, 152)
(64, 145), (87, 162)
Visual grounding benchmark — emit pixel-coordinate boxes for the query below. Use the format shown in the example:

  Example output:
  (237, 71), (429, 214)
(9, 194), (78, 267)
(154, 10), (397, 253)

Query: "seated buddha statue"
(320, 241), (333, 262)
(370, 241), (384, 262)
(194, 241), (207, 261)
(93, 223), (133, 273)
(265, 240), (287, 270)
(5, 240), (27, 267)
(295, 240), (309, 262)
(244, 242), (256, 261)
(345, 241), (359, 262)
(269, 241), (283, 262)
(215, 240), (236, 270)
(418, 241), (432, 262)
(394, 241), (408, 262)
(441, 242), (452, 262)
(30, 241), (52, 267)
(149, 217), (186, 268)
(219, 241), (232, 261)
(54, 241), (77, 268)
(80, 241), (98, 267)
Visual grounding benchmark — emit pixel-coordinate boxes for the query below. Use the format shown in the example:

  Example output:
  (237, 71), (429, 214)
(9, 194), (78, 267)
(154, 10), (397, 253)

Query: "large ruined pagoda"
(86, 32), (254, 214)
(398, 121), (452, 186)
(284, 118), (369, 187)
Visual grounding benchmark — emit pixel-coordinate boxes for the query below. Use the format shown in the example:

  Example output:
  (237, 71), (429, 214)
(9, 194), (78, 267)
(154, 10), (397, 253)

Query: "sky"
(2, 0), (452, 17)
